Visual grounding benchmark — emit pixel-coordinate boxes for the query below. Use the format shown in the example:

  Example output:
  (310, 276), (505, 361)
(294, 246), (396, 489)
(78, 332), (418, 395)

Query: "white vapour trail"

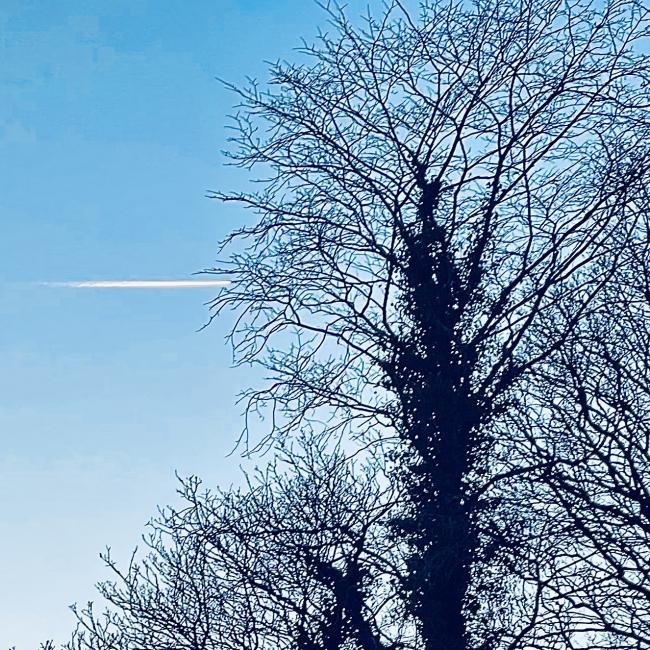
(49, 280), (231, 289)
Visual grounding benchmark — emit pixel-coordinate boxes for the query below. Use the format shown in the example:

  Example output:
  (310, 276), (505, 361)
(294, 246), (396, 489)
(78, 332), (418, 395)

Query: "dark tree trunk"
(389, 176), (482, 650)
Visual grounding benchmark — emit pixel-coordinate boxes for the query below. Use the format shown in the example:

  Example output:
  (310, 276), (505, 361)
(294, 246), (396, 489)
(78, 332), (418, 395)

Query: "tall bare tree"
(207, 1), (650, 648)
(57, 2), (650, 649)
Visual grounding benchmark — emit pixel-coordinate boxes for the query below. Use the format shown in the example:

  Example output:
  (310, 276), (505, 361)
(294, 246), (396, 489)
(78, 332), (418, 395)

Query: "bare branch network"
(61, 1), (650, 650)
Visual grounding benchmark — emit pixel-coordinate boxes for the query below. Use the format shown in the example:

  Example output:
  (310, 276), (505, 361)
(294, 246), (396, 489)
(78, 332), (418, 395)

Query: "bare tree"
(206, 1), (650, 648)
(504, 233), (650, 648)
(54, 2), (650, 649)
(67, 435), (400, 650)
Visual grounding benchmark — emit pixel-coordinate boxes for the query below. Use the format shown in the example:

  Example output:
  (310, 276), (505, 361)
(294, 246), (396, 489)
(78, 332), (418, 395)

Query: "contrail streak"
(48, 280), (231, 289)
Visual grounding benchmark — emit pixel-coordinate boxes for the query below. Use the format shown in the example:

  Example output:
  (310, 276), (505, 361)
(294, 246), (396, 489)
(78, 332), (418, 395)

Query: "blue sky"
(0, 1), (376, 646)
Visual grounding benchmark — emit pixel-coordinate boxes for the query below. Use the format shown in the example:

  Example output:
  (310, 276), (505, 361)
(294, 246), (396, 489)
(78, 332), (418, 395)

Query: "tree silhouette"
(62, 0), (650, 648)
(67, 436), (401, 650)
(206, 1), (650, 648)
(511, 243), (650, 647)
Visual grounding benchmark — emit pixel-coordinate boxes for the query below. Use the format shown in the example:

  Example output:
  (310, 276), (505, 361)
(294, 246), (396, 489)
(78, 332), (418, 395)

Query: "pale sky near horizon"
(0, 1), (371, 646)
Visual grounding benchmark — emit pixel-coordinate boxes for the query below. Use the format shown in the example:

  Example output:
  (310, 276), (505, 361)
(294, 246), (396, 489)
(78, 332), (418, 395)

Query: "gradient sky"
(0, 1), (372, 646)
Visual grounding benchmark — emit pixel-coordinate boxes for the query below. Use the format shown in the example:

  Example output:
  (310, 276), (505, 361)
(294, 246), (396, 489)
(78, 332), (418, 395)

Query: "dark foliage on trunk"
(389, 173), (483, 650)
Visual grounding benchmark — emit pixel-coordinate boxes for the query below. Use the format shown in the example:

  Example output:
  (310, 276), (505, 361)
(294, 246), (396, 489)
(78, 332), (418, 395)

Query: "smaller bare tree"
(67, 435), (401, 650)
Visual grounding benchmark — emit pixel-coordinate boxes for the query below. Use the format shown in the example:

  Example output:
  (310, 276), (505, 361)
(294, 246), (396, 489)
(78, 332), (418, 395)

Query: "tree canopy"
(63, 1), (650, 649)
